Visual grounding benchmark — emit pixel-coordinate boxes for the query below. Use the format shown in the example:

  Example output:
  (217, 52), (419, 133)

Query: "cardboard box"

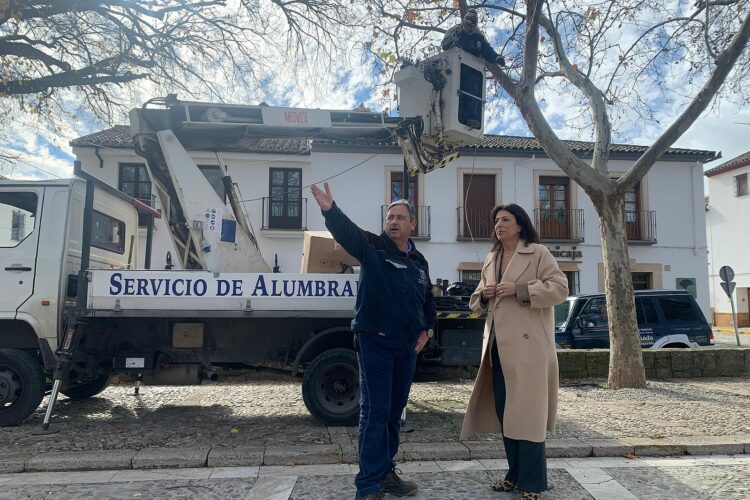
(300, 230), (359, 273)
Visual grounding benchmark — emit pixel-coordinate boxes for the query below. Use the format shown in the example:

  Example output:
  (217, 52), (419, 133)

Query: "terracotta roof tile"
(71, 125), (718, 162)
(70, 125), (310, 153)
(314, 134), (717, 160)
(704, 150), (750, 177)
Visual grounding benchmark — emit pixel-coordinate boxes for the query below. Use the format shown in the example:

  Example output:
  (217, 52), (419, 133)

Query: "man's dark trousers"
(354, 332), (417, 497)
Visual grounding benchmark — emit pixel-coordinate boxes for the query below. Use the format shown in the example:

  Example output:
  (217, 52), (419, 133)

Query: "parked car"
(554, 290), (714, 349)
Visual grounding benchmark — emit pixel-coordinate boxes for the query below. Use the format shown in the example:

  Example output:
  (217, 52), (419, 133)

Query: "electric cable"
(462, 144), (482, 264)
(7, 157), (63, 179)
(237, 153), (381, 204)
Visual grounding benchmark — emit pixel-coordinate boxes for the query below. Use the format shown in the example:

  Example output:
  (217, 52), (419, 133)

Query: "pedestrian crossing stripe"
(436, 311), (486, 319)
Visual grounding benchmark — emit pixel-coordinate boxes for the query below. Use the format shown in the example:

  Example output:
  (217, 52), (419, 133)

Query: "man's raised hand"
(310, 182), (334, 211)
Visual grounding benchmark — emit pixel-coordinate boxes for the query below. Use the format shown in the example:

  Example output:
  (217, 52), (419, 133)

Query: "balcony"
(261, 197), (308, 231)
(381, 205), (431, 240)
(135, 194), (157, 226)
(534, 208), (584, 243)
(457, 206), (494, 240)
(626, 210), (657, 244)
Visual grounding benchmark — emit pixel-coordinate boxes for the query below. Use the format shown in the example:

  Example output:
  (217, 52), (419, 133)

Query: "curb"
(4, 438), (749, 473)
(714, 328), (750, 335)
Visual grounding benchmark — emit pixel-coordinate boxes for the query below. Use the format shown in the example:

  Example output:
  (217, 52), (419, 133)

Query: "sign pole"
(719, 265), (741, 346)
(729, 296), (741, 346)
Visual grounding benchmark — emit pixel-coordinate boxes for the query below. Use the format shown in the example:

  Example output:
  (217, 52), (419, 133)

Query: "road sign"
(719, 265), (735, 283)
(720, 281), (736, 298)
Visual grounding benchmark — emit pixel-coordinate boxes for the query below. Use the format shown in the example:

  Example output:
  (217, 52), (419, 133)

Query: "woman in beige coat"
(460, 204), (568, 499)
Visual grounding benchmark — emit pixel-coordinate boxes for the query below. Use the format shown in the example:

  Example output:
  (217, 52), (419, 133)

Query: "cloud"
(4, 0), (747, 184)
(676, 107), (750, 169)
(1, 115), (76, 179)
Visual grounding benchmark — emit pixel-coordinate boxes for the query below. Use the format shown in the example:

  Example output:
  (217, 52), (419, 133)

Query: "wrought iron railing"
(626, 210), (657, 243)
(456, 206), (494, 239)
(261, 197), (308, 230)
(534, 208), (584, 242)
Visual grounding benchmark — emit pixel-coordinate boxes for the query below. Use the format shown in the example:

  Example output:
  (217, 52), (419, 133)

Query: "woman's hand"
(482, 283), (498, 300)
(496, 282), (516, 298)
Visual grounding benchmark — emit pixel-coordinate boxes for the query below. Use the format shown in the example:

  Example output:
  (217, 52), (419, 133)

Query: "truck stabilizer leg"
(33, 319), (83, 435)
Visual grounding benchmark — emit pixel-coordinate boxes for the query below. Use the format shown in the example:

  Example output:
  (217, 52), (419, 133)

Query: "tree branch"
(521, 0), (543, 87)
(619, 10), (750, 190)
(492, 67), (606, 192)
(0, 41), (71, 70)
(539, 10), (611, 174)
(0, 69), (146, 95)
(604, 15), (704, 98)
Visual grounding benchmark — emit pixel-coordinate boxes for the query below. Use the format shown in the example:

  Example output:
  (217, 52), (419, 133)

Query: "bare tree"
(0, 0), (356, 166)
(362, 0), (749, 387)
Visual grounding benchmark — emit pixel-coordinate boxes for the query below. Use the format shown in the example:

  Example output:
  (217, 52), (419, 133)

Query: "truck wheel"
(61, 374), (111, 400)
(302, 348), (359, 426)
(0, 349), (45, 426)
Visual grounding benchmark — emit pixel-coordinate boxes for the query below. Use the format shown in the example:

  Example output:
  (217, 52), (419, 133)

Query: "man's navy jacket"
(322, 202), (436, 350)
(441, 24), (501, 62)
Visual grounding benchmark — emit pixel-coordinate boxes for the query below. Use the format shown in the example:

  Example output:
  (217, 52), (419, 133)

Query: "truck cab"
(0, 178), (140, 425)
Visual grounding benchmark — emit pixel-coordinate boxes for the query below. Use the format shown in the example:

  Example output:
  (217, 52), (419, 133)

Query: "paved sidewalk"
(0, 455), (747, 499)
(1, 375), (748, 473)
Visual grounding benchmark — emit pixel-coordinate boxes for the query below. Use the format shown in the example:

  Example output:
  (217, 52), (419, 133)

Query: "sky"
(5, 94), (747, 184)
(3, 2), (748, 193)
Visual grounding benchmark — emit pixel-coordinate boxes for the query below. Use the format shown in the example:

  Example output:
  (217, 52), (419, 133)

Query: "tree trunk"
(594, 193), (647, 389)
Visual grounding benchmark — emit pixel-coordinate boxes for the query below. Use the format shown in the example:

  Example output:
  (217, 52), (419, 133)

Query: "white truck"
(0, 48), (489, 431)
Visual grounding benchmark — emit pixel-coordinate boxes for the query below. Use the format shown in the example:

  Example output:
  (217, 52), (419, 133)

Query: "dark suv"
(554, 290), (714, 349)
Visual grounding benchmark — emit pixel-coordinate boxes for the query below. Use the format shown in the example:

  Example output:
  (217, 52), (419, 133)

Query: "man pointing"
(311, 182), (436, 500)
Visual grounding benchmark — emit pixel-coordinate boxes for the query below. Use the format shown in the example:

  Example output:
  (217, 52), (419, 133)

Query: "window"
(268, 167), (302, 229)
(624, 182), (641, 240)
(390, 171), (418, 207)
(734, 173), (748, 197)
(458, 63), (484, 129)
(119, 163), (152, 226)
(554, 299), (573, 328)
(563, 271), (580, 296)
(460, 173), (495, 238)
(11, 209), (25, 241)
(390, 171), (420, 235)
(658, 296), (700, 323)
(91, 210), (126, 254)
(580, 297), (608, 327)
(632, 272), (652, 290)
(538, 176), (570, 239)
(0, 192), (36, 247)
(636, 297), (659, 324)
(198, 165), (226, 201)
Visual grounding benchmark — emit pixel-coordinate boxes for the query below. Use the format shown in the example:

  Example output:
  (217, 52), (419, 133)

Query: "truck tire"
(302, 348), (359, 426)
(61, 374), (111, 400)
(0, 349), (45, 427)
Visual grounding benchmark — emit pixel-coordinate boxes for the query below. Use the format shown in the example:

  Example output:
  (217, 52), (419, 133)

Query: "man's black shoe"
(380, 468), (418, 496)
(354, 492), (384, 500)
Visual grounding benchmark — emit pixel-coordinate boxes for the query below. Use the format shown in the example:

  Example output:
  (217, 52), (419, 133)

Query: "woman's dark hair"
(490, 203), (540, 251)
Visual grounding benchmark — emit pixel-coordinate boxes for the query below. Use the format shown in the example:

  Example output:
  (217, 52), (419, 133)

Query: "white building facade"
(71, 127), (716, 317)
(705, 151), (750, 327)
